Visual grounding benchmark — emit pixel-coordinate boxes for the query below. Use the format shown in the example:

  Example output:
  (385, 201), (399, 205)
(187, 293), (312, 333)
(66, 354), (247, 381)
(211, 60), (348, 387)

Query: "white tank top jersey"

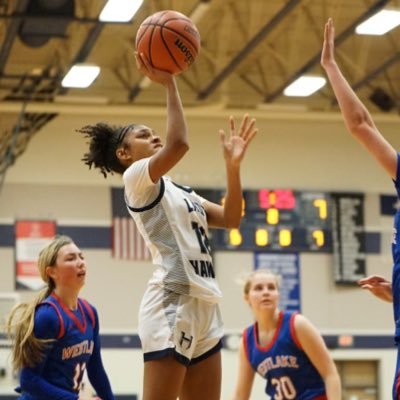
(123, 157), (222, 304)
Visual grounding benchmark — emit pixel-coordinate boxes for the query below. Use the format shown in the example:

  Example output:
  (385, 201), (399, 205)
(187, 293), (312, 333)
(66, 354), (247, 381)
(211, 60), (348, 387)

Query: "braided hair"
(77, 122), (134, 178)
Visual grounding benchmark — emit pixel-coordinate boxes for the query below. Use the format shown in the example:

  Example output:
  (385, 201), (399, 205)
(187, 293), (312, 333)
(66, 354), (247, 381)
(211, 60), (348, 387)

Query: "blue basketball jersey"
(391, 153), (400, 399)
(19, 293), (97, 399)
(392, 154), (400, 343)
(243, 311), (326, 400)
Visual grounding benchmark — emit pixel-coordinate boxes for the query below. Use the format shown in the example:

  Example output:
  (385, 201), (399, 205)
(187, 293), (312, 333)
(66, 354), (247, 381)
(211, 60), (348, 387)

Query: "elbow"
(172, 140), (190, 157)
(181, 141), (190, 154)
(348, 112), (373, 136)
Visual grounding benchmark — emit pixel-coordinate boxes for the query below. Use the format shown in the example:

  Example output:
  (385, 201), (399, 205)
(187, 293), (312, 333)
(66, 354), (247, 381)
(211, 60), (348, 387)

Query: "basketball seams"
(137, 11), (169, 69)
(159, 27), (182, 73)
(147, 26), (156, 68)
(159, 26), (199, 55)
(136, 24), (151, 49)
(148, 10), (170, 68)
(140, 23), (199, 55)
(136, 10), (200, 75)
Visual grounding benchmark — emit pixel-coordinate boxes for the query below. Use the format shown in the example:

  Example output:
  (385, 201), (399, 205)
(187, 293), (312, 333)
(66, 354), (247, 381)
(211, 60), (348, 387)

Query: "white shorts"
(138, 284), (223, 366)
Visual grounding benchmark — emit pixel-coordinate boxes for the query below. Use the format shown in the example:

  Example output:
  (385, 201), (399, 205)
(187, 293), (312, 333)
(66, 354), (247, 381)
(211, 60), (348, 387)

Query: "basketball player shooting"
(77, 41), (257, 399)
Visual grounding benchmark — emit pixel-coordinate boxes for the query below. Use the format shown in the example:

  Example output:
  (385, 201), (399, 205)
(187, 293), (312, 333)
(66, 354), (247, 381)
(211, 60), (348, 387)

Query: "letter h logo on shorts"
(179, 331), (193, 350)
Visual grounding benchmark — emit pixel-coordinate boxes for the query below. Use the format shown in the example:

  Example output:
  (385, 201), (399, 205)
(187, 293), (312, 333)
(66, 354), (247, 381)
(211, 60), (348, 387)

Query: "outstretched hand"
(358, 275), (393, 303)
(219, 114), (257, 166)
(135, 52), (174, 86)
(321, 18), (336, 69)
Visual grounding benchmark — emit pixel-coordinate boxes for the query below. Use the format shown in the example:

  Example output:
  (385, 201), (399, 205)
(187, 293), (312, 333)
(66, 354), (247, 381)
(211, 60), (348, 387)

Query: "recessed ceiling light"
(283, 76), (326, 97)
(356, 9), (400, 35)
(99, 0), (144, 22)
(61, 65), (100, 88)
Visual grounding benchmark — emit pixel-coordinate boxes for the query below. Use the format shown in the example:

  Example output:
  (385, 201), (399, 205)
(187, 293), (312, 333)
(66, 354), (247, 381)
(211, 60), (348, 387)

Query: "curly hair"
(77, 122), (133, 178)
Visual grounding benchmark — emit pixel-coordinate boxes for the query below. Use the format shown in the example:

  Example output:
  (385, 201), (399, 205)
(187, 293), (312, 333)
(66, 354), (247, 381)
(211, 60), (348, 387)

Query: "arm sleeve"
(19, 305), (79, 400)
(123, 157), (160, 208)
(86, 307), (115, 400)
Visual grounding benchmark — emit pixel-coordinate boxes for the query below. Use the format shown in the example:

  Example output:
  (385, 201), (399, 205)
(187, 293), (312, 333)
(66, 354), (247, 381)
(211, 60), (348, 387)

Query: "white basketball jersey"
(123, 158), (222, 303)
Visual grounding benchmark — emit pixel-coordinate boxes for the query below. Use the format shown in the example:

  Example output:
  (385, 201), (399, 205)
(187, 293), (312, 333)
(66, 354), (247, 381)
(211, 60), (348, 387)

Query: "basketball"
(135, 10), (201, 75)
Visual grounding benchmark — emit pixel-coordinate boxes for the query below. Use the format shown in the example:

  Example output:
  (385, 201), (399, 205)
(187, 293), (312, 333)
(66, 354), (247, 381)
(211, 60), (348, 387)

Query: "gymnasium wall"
(1, 109), (399, 399)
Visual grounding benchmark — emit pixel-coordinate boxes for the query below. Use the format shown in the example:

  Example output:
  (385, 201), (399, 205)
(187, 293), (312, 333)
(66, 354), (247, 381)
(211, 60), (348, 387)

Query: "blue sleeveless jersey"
(20, 293), (96, 399)
(392, 154), (400, 344)
(391, 153), (400, 399)
(243, 311), (326, 400)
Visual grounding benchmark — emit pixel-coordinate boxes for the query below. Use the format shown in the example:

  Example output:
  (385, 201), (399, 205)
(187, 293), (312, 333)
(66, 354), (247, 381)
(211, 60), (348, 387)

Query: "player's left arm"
(205, 114), (257, 228)
(86, 307), (115, 400)
(294, 314), (341, 400)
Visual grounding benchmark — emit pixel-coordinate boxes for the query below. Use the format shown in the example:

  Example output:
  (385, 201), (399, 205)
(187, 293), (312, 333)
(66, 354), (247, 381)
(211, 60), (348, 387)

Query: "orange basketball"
(135, 10), (201, 75)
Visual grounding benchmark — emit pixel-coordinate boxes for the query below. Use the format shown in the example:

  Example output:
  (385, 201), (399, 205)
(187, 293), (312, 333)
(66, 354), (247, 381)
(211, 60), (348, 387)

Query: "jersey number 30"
(271, 376), (296, 400)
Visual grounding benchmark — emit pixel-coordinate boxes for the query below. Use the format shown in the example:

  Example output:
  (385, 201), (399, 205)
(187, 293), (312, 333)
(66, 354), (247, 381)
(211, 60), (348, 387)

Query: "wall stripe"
(0, 333), (395, 349)
(0, 224), (383, 253)
(0, 225), (14, 246)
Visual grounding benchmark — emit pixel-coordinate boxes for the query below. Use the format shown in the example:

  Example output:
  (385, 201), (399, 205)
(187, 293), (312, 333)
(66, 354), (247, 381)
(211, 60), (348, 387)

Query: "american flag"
(111, 187), (151, 261)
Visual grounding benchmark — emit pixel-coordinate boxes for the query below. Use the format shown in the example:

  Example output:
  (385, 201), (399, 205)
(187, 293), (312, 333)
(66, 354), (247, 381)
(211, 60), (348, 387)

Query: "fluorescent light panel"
(62, 65), (100, 88)
(283, 76), (326, 97)
(99, 0), (143, 22)
(356, 9), (400, 35)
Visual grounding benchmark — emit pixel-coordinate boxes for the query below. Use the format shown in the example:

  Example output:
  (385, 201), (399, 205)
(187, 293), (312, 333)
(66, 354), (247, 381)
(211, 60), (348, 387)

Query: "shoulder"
(34, 303), (61, 339)
(80, 298), (99, 325)
(123, 158), (151, 184)
(242, 324), (255, 345)
(80, 298), (97, 313)
(171, 181), (194, 193)
(292, 312), (312, 334)
(124, 158), (162, 205)
(292, 313), (325, 348)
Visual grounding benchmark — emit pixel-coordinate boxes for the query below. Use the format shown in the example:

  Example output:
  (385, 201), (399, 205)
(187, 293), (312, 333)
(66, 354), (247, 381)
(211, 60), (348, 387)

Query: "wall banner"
(15, 220), (56, 290)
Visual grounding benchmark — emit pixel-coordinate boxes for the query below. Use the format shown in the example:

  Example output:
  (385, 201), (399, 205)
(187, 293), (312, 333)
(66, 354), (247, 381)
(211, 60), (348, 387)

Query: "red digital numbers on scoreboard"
(258, 189), (296, 210)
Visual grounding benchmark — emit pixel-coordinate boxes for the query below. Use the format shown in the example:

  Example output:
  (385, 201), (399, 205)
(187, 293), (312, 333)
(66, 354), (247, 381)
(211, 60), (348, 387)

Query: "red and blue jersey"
(243, 311), (326, 400)
(392, 154), (400, 344)
(391, 153), (400, 399)
(18, 293), (114, 400)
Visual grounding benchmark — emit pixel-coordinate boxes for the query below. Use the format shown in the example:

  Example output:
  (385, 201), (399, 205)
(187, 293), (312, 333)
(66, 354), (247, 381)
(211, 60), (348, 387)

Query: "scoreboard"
(196, 188), (332, 253)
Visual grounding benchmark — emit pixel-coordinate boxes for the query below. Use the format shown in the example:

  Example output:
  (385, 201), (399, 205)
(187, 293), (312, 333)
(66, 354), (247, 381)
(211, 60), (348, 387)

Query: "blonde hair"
(243, 268), (281, 295)
(6, 235), (73, 372)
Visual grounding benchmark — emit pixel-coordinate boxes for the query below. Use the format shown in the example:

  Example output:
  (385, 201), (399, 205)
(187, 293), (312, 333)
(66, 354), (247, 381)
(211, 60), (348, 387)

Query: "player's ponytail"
(6, 236), (71, 371)
(77, 122), (132, 178)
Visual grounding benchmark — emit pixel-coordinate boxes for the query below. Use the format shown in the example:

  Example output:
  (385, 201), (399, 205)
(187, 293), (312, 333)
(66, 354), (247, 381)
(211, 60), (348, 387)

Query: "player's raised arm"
(205, 114), (257, 228)
(321, 18), (397, 179)
(135, 52), (189, 183)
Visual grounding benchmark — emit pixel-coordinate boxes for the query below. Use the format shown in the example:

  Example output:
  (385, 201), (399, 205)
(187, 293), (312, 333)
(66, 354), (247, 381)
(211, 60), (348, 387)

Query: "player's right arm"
(321, 18), (397, 179)
(358, 275), (393, 302)
(135, 52), (189, 183)
(232, 340), (255, 400)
